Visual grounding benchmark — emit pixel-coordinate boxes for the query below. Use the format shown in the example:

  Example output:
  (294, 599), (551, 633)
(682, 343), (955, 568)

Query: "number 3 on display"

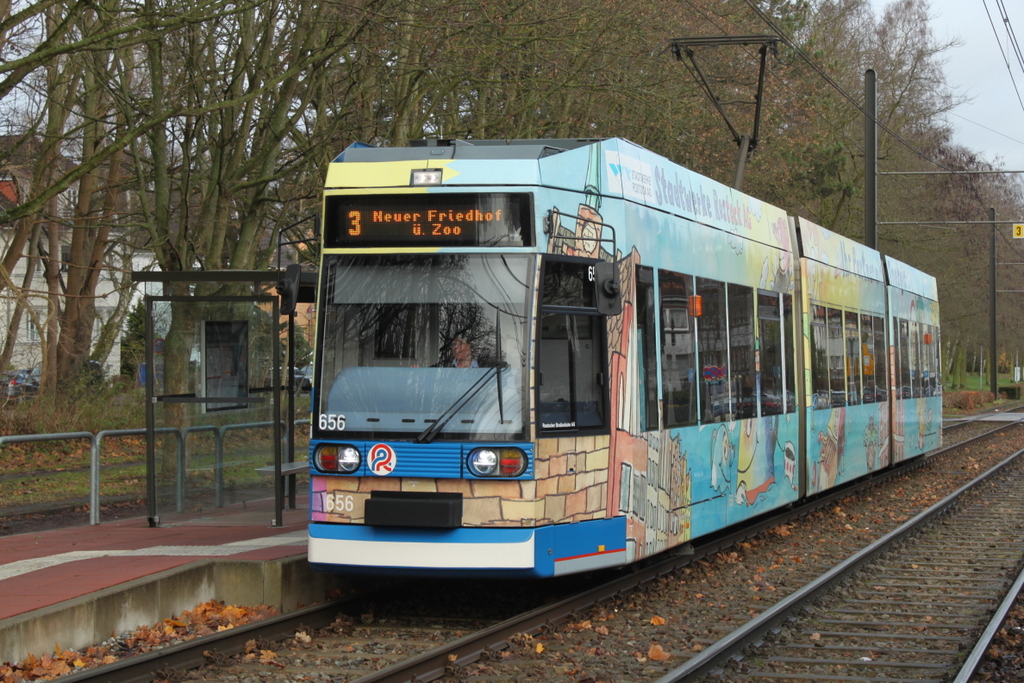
(319, 413), (346, 431)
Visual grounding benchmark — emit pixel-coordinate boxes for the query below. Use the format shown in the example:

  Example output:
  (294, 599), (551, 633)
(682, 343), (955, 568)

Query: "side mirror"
(594, 261), (622, 316)
(277, 264), (317, 316)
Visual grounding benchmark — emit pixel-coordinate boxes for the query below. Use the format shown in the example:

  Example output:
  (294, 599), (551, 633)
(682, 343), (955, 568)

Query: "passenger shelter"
(131, 270), (313, 528)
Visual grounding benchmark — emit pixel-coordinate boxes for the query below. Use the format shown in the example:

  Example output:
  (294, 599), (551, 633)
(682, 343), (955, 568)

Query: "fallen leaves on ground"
(647, 643), (671, 661)
(0, 600), (277, 681)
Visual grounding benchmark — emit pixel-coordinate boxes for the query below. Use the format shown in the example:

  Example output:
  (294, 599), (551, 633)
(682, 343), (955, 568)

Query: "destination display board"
(325, 193), (533, 247)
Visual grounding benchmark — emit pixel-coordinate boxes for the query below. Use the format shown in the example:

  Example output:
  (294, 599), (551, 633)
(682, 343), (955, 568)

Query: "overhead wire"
(982, 0), (1024, 115)
(993, 0), (1024, 75)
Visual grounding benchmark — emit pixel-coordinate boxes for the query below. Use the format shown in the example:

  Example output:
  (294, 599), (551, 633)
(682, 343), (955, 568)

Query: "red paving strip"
(0, 510), (309, 621)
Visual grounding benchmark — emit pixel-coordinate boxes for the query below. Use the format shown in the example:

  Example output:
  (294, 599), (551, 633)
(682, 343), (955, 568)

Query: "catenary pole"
(990, 208), (998, 397)
(864, 69), (877, 250)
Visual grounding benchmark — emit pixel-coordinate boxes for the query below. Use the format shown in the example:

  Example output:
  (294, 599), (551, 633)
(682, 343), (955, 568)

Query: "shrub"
(942, 391), (995, 411)
(0, 384), (145, 437)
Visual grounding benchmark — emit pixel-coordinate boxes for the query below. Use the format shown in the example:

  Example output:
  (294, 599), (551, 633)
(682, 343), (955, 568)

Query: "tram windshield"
(317, 253), (533, 442)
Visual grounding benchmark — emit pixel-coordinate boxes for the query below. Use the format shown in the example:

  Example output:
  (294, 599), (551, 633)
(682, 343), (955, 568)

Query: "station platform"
(0, 496), (348, 666)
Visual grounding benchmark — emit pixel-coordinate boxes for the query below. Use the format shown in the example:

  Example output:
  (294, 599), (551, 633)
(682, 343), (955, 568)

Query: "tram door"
(144, 294), (282, 526)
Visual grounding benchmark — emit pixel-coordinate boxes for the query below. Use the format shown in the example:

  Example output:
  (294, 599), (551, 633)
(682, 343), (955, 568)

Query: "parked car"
(6, 366), (40, 400)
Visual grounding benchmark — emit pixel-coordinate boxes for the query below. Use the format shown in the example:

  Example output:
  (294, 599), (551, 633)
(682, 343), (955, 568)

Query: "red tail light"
(318, 448), (338, 471)
(500, 456), (523, 476)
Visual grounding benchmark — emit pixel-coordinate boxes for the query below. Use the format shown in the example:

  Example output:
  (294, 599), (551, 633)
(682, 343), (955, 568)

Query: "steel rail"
(952, 545), (1024, 682)
(55, 599), (349, 683)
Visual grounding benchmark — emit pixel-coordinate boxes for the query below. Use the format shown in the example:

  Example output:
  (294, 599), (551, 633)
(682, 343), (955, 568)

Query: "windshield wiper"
(415, 366), (501, 444)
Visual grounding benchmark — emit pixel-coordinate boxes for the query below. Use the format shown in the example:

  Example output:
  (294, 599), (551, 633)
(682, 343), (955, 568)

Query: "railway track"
(660, 443), (1024, 682)
(57, 419), (1024, 683)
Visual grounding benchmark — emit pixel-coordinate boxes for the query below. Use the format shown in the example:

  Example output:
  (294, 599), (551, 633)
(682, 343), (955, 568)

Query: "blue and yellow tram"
(304, 138), (941, 577)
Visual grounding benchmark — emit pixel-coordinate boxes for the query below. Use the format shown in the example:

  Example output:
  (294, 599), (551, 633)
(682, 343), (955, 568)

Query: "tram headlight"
(467, 447), (527, 478)
(316, 444), (361, 473)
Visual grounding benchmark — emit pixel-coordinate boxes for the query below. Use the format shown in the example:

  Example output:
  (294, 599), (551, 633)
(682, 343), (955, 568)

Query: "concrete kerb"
(0, 554), (350, 666)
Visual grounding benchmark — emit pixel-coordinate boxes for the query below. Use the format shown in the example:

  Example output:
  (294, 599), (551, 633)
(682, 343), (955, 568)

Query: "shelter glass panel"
(149, 297), (280, 524)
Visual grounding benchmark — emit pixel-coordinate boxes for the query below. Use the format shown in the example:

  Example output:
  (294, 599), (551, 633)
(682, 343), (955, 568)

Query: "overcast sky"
(870, 0), (1024, 171)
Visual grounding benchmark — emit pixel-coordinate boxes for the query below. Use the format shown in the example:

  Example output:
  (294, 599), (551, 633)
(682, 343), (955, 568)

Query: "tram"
(302, 138), (941, 577)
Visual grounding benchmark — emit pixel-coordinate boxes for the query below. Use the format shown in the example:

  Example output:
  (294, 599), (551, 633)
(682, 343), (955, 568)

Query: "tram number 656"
(324, 492), (354, 513)
(319, 413), (346, 431)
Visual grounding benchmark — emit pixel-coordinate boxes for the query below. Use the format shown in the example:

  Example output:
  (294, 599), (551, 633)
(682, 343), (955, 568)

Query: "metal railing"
(0, 420), (310, 525)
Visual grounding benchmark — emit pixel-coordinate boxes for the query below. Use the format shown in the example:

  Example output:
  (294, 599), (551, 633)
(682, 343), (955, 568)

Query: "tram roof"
(332, 138), (606, 163)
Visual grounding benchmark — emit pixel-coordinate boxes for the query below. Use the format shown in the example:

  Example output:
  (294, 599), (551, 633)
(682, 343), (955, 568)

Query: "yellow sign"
(1015, 224), (1024, 238)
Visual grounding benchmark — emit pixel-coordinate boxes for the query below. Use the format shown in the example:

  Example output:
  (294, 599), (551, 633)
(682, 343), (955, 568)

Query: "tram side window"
(845, 311), (861, 406)
(872, 315), (887, 402)
(758, 291), (788, 416)
(827, 307), (845, 406)
(696, 277), (729, 423)
(921, 325), (929, 395)
(783, 294), (796, 411)
(926, 325), (941, 395)
(658, 269), (696, 428)
(729, 285), (755, 418)
(922, 323), (940, 396)
(910, 321), (922, 397)
(896, 318), (911, 399)
(810, 305), (830, 409)
(859, 313), (875, 403)
(636, 266), (660, 431)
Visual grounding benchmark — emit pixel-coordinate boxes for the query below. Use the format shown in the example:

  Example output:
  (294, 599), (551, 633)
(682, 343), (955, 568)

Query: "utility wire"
(952, 112), (1024, 147)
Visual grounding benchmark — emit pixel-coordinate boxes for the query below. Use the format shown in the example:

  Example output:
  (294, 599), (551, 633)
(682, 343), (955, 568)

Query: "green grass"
(945, 374), (1021, 392)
